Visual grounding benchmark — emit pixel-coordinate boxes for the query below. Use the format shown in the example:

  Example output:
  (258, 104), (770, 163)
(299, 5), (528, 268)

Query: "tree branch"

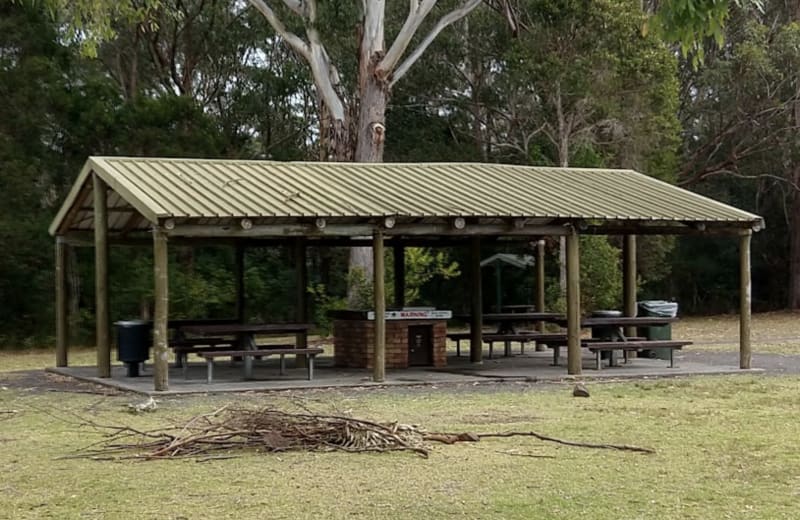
(281, 0), (305, 17)
(390, 0), (483, 87)
(379, 0), (437, 76)
(248, 0), (310, 60)
(248, 0), (345, 121)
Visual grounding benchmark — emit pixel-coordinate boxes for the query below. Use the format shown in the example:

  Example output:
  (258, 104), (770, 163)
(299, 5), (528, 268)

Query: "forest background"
(1, 0), (798, 346)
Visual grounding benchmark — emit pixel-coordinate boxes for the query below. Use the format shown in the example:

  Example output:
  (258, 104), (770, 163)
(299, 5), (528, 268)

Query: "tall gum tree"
(35, 0), (762, 304)
(37, 0), (761, 159)
(248, 0), (482, 300)
(249, 0), (483, 162)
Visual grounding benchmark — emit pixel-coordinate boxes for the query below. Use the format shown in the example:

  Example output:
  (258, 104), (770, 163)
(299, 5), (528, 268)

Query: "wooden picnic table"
(454, 312), (565, 334)
(549, 315), (681, 368)
(179, 323), (312, 350)
(501, 305), (539, 313)
(549, 316), (677, 328)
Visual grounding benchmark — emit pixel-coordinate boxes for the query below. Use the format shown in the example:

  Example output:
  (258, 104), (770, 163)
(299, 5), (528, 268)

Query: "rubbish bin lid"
(592, 310), (622, 317)
(114, 319), (149, 327)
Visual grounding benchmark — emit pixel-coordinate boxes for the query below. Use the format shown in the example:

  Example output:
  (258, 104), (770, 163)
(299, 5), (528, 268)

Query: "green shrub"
(546, 236), (622, 313)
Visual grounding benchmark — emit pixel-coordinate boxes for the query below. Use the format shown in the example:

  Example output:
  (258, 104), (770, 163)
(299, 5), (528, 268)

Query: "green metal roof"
(49, 156), (764, 236)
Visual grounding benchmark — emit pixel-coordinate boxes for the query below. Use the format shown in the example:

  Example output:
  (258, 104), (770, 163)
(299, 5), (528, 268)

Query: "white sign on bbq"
(366, 308), (452, 321)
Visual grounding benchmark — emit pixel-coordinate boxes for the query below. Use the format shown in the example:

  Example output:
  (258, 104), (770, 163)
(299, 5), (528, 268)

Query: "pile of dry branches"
(73, 406), (654, 461)
(77, 406), (430, 460)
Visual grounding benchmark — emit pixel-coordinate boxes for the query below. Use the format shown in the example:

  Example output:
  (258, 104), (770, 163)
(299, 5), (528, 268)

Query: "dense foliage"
(0, 0), (794, 346)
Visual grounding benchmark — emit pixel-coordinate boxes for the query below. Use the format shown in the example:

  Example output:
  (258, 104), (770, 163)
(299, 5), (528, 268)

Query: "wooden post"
(93, 173), (111, 378)
(373, 230), (386, 382)
(740, 231), (752, 369)
(153, 227), (169, 391)
(55, 238), (69, 367)
(494, 263), (502, 312)
(235, 242), (245, 323)
(393, 243), (405, 309)
(536, 239), (546, 342)
(294, 238), (308, 368)
(566, 229), (582, 375)
(470, 237), (483, 363)
(623, 235), (637, 339)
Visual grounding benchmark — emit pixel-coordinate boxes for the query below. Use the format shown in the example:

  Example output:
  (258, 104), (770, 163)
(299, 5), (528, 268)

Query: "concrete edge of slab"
(46, 365), (765, 397)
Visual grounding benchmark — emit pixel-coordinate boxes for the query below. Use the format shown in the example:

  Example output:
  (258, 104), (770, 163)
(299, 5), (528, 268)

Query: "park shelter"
(49, 157), (764, 391)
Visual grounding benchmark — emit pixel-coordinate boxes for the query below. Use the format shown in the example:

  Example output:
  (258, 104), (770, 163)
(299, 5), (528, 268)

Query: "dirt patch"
(0, 370), (127, 396)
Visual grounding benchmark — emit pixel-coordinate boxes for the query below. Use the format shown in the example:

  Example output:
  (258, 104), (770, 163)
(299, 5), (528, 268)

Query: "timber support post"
(55, 238), (69, 367)
(393, 243), (405, 309)
(623, 235), (637, 339)
(294, 238), (308, 368)
(373, 230), (386, 382)
(566, 229), (581, 375)
(93, 173), (111, 378)
(740, 231), (752, 369)
(235, 242), (245, 323)
(494, 263), (502, 312)
(535, 239), (546, 346)
(470, 237), (483, 363)
(153, 227), (169, 391)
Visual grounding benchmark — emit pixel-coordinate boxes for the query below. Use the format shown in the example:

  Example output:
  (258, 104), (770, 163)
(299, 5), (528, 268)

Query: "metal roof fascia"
(91, 157), (163, 223)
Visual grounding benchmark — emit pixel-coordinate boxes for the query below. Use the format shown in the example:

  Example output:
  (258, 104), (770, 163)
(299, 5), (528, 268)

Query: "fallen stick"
(494, 450), (557, 459)
(425, 430), (655, 454)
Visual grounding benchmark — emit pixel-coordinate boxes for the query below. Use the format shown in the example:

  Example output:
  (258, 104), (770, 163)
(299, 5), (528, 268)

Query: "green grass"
(1, 374), (798, 519)
(0, 347), (101, 373)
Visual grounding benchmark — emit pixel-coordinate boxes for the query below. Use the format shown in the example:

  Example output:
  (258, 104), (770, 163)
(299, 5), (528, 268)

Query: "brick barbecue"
(331, 309), (450, 369)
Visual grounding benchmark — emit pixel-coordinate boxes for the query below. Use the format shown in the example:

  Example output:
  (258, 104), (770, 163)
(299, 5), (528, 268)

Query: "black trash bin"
(637, 300), (678, 359)
(591, 310), (622, 360)
(115, 320), (151, 377)
(591, 310), (623, 340)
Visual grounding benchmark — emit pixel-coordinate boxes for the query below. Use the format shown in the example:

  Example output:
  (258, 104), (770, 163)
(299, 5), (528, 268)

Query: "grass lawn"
(674, 311), (800, 354)
(1, 371), (799, 519)
(1, 312), (798, 519)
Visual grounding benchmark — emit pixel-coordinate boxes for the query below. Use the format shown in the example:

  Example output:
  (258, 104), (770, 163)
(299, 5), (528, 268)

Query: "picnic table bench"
(199, 347), (324, 383)
(448, 331), (567, 358)
(171, 337), (234, 368)
(587, 340), (692, 369)
(548, 339), (691, 369)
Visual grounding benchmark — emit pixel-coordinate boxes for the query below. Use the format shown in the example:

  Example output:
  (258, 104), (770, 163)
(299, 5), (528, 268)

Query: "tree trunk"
(347, 19), (389, 307)
(354, 75), (388, 162)
(554, 81), (570, 298)
(323, 115), (353, 162)
(790, 27), (800, 308)
(790, 165), (800, 309)
(67, 246), (81, 343)
(557, 145), (569, 300)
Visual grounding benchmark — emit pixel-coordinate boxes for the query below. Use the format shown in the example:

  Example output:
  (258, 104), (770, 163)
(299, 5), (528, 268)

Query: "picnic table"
(550, 316), (677, 330)
(179, 323), (312, 350)
(501, 305), (538, 313)
(546, 315), (687, 369)
(455, 312), (565, 334)
(177, 323), (315, 381)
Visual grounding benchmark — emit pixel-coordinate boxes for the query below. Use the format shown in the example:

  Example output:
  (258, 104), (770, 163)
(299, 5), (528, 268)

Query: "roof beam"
(582, 224), (754, 236)
(165, 223), (572, 238)
(57, 183), (92, 235)
(120, 212), (146, 238)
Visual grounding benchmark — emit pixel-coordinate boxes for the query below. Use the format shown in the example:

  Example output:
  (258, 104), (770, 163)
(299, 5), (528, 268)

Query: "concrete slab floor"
(46, 349), (760, 396)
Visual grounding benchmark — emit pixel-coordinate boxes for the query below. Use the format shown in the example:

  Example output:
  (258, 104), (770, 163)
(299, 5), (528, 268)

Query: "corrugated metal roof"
(49, 156), (764, 235)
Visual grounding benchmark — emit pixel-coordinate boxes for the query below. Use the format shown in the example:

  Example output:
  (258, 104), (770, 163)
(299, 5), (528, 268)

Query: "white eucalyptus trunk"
(248, 0), (483, 307)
